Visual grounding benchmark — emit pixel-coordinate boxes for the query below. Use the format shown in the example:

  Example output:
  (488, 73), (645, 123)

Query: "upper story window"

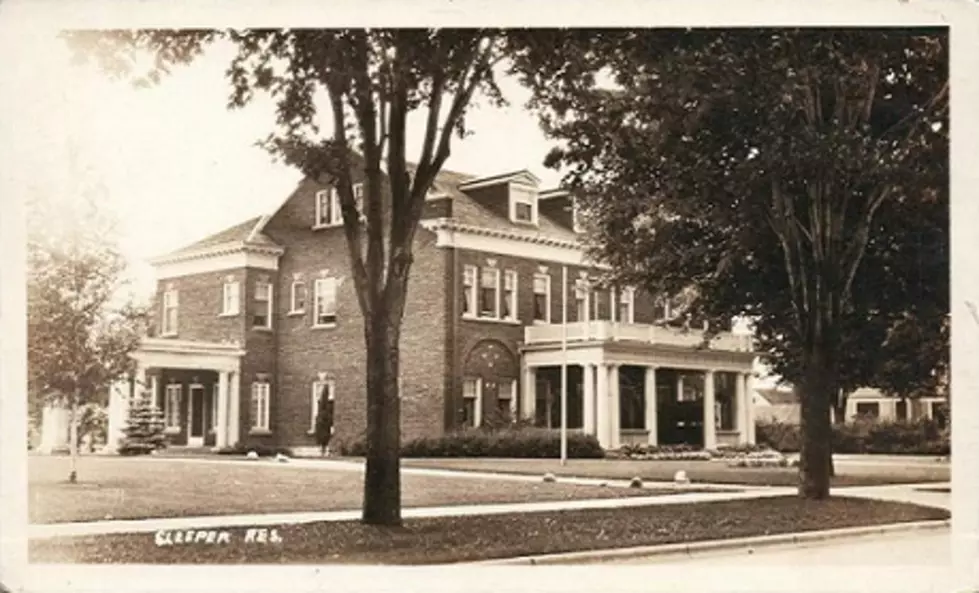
(290, 280), (307, 314)
(315, 189), (341, 227)
(532, 273), (551, 323)
(573, 279), (589, 322)
(221, 280), (240, 316)
(502, 270), (518, 322)
(462, 265), (477, 316)
(162, 288), (179, 336)
(617, 288), (635, 323)
(313, 277), (338, 327)
(509, 184), (538, 225)
(252, 279), (273, 329)
(479, 267), (500, 318)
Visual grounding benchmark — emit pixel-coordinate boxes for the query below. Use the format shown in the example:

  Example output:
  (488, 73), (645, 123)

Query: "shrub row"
(342, 428), (605, 459)
(756, 418), (950, 456)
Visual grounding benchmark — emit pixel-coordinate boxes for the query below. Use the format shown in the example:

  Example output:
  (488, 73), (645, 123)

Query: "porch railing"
(523, 321), (753, 352)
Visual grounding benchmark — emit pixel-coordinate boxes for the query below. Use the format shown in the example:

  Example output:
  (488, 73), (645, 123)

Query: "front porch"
(520, 321), (758, 450)
(106, 338), (246, 452)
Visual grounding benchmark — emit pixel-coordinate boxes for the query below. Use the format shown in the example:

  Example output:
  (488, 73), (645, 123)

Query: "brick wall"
(152, 269), (249, 344)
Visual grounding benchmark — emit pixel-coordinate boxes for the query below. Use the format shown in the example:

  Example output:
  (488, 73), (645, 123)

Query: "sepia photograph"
(1, 1), (977, 592)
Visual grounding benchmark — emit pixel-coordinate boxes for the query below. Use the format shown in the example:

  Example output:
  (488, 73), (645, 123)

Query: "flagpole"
(560, 265), (568, 465)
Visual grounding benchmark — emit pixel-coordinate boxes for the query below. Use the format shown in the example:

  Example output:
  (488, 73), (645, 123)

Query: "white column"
(38, 403), (70, 453)
(645, 366), (658, 445)
(703, 369), (717, 450)
(215, 370), (230, 449)
(150, 374), (160, 408)
(582, 363), (595, 435)
(228, 372), (241, 446)
(105, 377), (132, 453)
(609, 364), (621, 449)
(734, 373), (749, 445)
(474, 378), (484, 428)
(596, 363), (610, 448)
(744, 373), (756, 444)
(522, 366), (537, 423)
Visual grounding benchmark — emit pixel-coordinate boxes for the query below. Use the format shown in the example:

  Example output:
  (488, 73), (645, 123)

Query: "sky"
(9, 32), (565, 303)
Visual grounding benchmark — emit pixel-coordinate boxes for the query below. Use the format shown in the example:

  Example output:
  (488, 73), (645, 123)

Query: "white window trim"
(220, 281), (240, 317)
(479, 267), (501, 320)
(161, 289), (179, 336)
(253, 280), (273, 330)
(618, 287), (635, 324)
(163, 384), (181, 433)
(574, 280), (590, 323)
(532, 272), (552, 324)
(463, 377), (482, 428)
(462, 265), (478, 318)
(313, 277), (338, 328)
(289, 280), (307, 316)
(309, 379), (335, 434)
(250, 381), (271, 433)
(502, 269), (518, 322)
(509, 182), (539, 226)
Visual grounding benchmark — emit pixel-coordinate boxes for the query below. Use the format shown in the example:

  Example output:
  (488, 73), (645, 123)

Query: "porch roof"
(131, 338), (246, 373)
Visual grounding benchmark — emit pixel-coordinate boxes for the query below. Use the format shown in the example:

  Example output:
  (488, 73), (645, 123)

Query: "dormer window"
(509, 184), (538, 225)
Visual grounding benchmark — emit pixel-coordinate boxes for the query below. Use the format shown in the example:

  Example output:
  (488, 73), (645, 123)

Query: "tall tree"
(66, 29), (508, 525)
(513, 28), (947, 498)
(27, 190), (147, 482)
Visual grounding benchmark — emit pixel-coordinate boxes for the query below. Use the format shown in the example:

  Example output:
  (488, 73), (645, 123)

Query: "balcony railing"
(523, 321), (753, 352)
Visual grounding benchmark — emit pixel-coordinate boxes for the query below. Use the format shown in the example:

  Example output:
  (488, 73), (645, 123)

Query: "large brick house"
(106, 165), (759, 455)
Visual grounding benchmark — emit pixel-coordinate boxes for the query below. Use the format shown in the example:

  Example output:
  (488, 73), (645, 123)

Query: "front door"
(188, 385), (205, 447)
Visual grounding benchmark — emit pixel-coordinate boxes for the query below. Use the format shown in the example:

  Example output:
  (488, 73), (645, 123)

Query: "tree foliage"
(66, 28), (510, 524)
(119, 390), (168, 456)
(513, 28), (948, 498)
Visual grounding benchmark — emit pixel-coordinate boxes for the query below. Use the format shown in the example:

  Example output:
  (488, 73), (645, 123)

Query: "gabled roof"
(457, 169), (541, 191)
(160, 216), (281, 259)
(756, 388), (799, 406)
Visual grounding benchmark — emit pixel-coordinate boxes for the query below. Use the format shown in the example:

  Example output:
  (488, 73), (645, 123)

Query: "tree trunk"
(361, 307), (403, 526)
(69, 397), (79, 484)
(797, 350), (834, 499)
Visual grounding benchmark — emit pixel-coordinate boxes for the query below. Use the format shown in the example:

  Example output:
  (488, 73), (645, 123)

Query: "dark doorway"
(656, 369), (704, 446)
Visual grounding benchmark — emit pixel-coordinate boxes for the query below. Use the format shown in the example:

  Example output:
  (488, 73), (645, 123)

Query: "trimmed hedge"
(342, 428), (605, 459)
(757, 418), (950, 456)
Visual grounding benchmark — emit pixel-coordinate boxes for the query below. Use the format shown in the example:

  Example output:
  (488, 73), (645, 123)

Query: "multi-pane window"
(462, 378), (480, 428)
(310, 380), (334, 432)
(162, 289), (179, 335)
(479, 268), (500, 318)
(462, 265), (477, 316)
(502, 270), (518, 321)
(617, 288), (635, 323)
(221, 281), (240, 316)
(290, 280), (307, 314)
(574, 280), (589, 322)
(532, 273), (551, 323)
(250, 381), (271, 431)
(164, 384), (182, 429)
(253, 280), (272, 329)
(314, 189), (340, 227)
(855, 402), (880, 419)
(313, 277), (338, 326)
(510, 185), (536, 224)
(498, 378), (516, 419)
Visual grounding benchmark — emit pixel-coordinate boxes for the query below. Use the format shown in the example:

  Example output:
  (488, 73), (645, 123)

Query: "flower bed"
(616, 443), (787, 465)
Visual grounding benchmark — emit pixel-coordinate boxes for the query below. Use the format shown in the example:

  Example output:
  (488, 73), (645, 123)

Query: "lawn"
(29, 455), (687, 524)
(398, 457), (950, 487)
(29, 496), (949, 564)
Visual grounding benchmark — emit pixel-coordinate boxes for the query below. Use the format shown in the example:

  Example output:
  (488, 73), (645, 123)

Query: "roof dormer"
(458, 169), (541, 226)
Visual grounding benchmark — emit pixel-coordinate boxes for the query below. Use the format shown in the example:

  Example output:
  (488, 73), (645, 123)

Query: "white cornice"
(421, 218), (606, 268)
(151, 242), (284, 280)
(458, 170), (541, 192)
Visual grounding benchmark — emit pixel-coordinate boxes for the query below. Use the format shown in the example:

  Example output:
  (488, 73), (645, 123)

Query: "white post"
(609, 364), (621, 449)
(596, 363), (610, 449)
(522, 365), (536, 423)
(736, 372), (749, 445)
(228, 372), (240, 446)
(703, 370), (717, 451)
(583, 363), (595, 435)
(215, 370), (230, 449)
(645, 366), (658, 446)
(560, 265), (568, 465)
(744, 373), (756, 444)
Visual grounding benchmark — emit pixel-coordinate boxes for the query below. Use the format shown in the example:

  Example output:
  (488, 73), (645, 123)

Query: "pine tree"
(118, 391), (168, 455)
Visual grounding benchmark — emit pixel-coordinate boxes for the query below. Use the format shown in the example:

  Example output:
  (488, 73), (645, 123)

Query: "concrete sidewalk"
(30, 487), (795, 539)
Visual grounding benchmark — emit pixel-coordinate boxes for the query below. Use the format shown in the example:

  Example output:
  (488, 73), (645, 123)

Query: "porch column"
(228, 372), (241, 446)
(609, 364), (621, 449)
(215, 370), (230, 449)
(150, 374), (160, 408)
(582, 363), (596, 435)
(596, 363), (611, 448)
(521, 365), (537, 423)
(744, 373), (756, 444)
(703, 369), (717, 450)
(105, 376), (133, 453)
(645, 366), (658, 446)
(735, 372), (749, 445)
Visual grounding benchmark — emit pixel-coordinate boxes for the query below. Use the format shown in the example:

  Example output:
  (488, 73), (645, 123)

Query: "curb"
(472, 519), (950, 565)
